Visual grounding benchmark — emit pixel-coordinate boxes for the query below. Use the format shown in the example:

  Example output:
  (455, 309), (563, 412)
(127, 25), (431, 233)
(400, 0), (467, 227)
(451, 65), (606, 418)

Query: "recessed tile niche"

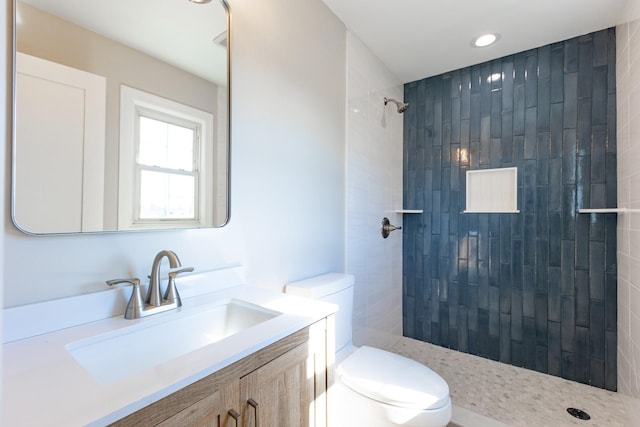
(465, 167), (518, 213)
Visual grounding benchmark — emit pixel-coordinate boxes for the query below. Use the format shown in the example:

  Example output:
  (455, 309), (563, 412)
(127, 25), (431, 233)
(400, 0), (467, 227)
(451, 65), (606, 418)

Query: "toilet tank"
(285, 273), (354, 352)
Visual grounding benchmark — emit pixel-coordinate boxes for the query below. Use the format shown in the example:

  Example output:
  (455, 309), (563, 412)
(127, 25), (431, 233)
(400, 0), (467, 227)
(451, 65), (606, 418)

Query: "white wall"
(2, 0), (346, 307)
(345, 33), (404, 350)
(0, 0), (8, 417)
(616, 0), (640, 423)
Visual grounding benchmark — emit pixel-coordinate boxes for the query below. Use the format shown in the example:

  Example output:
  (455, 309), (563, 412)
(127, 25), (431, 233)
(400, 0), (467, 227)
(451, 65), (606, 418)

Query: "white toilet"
(286, 273), (452, 427)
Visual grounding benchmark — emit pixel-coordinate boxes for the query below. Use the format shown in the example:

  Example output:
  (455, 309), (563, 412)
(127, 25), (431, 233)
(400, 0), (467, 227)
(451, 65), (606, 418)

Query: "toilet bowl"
(286, 273), (452, 427)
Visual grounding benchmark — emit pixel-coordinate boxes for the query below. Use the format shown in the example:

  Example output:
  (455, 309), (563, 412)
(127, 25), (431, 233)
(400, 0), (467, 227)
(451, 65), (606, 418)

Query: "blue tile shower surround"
(402, 28), (617, 391)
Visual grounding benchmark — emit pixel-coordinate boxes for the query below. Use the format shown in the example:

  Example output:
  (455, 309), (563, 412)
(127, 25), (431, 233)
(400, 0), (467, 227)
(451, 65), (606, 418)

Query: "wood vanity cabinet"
(240, 342), (312, 426)
(110, 317), (331, 427)
(157, 380), (240, 427)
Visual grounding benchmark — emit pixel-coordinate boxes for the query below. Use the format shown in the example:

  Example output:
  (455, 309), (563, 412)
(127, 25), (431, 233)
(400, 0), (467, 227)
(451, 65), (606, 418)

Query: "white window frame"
(119, 85), (214, 229)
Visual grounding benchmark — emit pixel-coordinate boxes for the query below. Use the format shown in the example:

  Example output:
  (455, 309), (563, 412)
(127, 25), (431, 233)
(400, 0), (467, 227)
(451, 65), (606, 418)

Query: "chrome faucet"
(148, 250), (182, 307)
(107, 250), (194, 319)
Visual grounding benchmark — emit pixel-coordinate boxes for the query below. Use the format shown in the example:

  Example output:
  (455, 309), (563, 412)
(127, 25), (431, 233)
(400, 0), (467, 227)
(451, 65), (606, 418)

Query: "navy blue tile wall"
(402, 28), (617, 391)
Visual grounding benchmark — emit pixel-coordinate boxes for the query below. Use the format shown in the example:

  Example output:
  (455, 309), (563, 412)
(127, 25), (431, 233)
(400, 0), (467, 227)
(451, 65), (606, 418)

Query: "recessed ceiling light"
(472, 33), (500, 48)
(189, 0), (212, 3)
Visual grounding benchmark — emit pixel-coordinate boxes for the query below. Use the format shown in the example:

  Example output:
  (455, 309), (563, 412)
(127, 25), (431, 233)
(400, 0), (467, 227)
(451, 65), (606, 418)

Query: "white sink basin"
(66, 299), (280, 384)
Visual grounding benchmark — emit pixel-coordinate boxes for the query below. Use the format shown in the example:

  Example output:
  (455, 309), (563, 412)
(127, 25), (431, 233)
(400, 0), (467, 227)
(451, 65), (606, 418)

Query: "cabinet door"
(240, 342), (313, 427)
(157, 379), (240, 427)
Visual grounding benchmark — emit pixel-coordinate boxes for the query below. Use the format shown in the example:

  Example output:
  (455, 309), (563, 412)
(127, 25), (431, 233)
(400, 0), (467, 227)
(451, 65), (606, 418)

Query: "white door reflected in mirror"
(14, 53), (106, 233)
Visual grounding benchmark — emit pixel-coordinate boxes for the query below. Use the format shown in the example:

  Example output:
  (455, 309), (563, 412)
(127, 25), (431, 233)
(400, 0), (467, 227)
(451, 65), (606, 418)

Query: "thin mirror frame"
(10, 0), (232, 235)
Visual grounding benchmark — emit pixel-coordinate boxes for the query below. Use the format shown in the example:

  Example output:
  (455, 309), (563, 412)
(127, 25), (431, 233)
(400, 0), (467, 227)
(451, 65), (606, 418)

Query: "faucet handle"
(163, 267), (194, 306)
(168, 266), (194, 278)
(106, 278), (141, 287)
(106, 278), (145, 319)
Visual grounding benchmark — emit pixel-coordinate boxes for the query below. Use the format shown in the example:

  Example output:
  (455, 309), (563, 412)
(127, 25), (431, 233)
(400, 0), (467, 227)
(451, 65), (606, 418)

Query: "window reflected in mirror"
(138, 116), (199, 221)
(118, 85), (215, 229)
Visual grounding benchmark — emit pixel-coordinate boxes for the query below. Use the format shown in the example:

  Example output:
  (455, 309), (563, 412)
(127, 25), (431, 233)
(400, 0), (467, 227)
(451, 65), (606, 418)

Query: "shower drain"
(567, 408), (591, 420)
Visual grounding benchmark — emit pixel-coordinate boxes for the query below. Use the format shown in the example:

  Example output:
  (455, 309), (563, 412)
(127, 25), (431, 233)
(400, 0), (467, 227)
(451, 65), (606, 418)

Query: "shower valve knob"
(381, 217), (401, 238)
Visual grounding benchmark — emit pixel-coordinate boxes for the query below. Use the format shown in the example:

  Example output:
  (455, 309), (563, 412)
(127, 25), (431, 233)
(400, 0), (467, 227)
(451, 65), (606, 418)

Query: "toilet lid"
(337, 346), (450, 410)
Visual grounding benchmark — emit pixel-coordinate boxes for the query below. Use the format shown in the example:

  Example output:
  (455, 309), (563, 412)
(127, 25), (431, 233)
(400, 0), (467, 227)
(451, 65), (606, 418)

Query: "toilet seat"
(337, 346), (450, 410)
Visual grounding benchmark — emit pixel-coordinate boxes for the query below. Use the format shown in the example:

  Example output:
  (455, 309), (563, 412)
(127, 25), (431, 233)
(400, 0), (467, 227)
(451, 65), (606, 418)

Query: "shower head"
(384, 97), (409, 113)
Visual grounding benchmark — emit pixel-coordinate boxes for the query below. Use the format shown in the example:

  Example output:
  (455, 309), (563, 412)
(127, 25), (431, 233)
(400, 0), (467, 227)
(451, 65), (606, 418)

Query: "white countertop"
(3, 276), (336, 426)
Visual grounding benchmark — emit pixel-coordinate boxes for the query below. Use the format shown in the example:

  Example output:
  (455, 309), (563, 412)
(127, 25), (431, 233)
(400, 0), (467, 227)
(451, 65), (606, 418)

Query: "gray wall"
(402, 28), (617, 390)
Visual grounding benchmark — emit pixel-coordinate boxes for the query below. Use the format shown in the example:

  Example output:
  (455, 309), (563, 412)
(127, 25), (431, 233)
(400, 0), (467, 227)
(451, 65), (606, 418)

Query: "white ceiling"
(322, 0), (628, 83)
(19, 0), (629, 87)
(19, 0), (228, 86)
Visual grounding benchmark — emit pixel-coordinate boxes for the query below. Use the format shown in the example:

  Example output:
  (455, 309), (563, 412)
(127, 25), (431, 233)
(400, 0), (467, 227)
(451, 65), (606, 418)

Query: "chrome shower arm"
(384, 97), (409, 113)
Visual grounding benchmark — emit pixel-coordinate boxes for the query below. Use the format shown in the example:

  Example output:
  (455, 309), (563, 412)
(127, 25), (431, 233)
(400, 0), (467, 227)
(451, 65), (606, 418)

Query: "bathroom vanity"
(112, 319), (329, 427)
(3, 268), (336, 427)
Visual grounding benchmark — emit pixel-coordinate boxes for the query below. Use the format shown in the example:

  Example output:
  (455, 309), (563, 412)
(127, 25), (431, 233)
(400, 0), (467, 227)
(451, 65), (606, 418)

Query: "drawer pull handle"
(228, 408), (240, 426)
(248, 398), (259, 427)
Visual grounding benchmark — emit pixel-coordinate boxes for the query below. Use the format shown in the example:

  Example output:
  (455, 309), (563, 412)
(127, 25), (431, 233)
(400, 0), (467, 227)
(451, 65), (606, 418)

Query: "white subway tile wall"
(617, 2), (640, 423)
(346, 32), (404, 349)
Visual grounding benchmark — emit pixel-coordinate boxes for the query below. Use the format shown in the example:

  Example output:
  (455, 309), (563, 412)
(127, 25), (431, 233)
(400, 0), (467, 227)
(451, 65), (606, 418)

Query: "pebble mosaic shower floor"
(391, 337), (629, 426)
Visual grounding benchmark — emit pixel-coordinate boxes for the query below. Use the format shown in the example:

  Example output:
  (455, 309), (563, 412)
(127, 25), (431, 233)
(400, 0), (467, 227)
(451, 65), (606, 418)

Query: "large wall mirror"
(12, 0), (230, 234)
